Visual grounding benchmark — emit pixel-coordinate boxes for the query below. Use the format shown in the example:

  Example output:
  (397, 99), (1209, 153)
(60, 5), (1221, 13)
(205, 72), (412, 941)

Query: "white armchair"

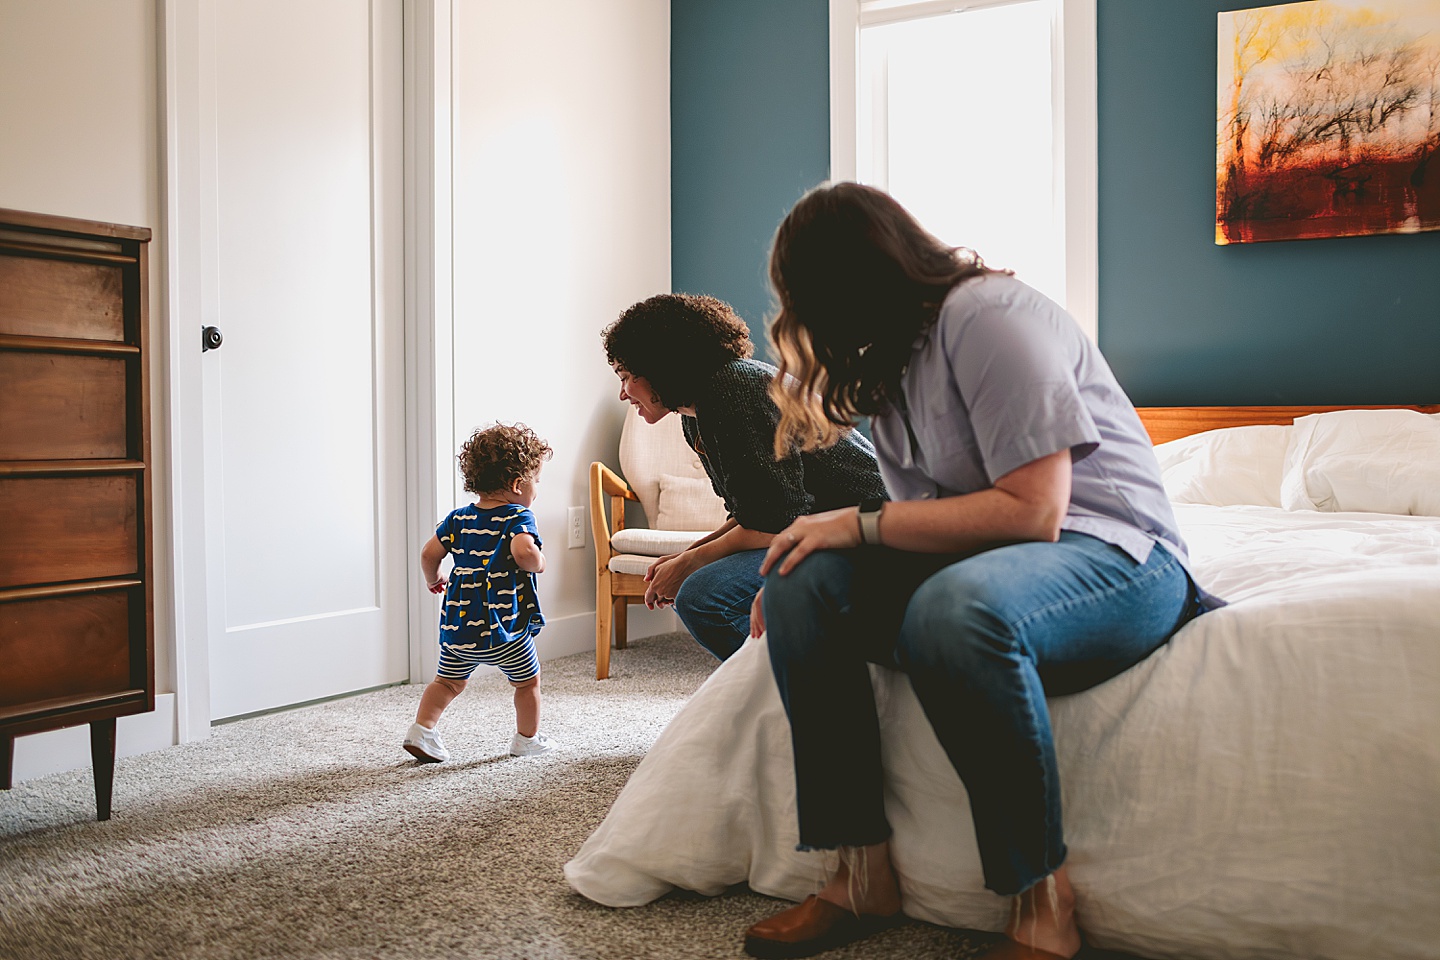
(589, 406), (728, 679)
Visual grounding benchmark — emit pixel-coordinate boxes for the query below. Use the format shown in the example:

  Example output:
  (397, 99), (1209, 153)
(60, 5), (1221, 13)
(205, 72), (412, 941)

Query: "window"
(830, 0), (1097, 337)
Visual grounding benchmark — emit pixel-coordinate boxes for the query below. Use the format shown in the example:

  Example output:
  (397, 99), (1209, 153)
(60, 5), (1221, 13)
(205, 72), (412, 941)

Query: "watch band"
(858, 503), (883, 546)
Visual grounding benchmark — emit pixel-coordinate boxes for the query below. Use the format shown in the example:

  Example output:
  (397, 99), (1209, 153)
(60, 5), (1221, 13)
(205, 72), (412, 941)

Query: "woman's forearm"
(872, 450), (1071, 553)
(688, 523), (775, 565)
(687, 517), (738, 549)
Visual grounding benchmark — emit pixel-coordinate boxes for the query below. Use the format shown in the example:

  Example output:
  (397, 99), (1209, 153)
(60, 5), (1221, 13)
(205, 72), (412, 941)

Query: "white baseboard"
(533, 606), (680, 663)
(9, 610), (682, 783)
(11, 693), (178, 786)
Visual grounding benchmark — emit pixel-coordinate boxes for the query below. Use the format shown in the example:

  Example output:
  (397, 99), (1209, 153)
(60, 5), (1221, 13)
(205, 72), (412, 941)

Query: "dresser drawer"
(0, 352), (129, 460)
(0, 254), (126, 342)
(0, 475), (138, 588)
(0, 588), (134, 710)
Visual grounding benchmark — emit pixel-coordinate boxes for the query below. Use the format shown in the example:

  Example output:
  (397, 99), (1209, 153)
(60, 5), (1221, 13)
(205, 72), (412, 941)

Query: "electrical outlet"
(567, 506), (585, 549)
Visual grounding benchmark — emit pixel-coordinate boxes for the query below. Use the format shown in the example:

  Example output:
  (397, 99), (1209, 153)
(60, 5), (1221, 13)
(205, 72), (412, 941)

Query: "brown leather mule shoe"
(742, 895), (902, 958)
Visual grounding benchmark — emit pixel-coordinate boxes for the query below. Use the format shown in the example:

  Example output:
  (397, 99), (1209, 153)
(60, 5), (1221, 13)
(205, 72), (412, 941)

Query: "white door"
(202, 0), (409, 720)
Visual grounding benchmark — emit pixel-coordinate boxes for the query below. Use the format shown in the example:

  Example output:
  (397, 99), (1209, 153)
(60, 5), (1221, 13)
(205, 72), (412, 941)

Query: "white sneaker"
(509, 731), (558, 757)
(403, 722), (449, 763)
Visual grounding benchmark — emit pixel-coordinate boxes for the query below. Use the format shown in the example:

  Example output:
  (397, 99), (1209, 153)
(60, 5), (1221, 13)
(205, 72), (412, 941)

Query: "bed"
(564, 405), (1440, 960)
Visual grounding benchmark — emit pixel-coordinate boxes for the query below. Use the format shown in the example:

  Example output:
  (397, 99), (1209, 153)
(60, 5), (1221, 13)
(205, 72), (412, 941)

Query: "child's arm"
(511, 533), (545, 574)
(420, 535), (449, 593)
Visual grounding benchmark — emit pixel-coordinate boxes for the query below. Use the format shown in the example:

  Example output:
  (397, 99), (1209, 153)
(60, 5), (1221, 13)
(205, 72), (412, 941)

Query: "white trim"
(403, 0), (453, 684)
(159, 0), (215, 742)
(829, 0), (859, 182)
(1058, 0), (1098, 342)
(11, 695), (178, 785)
(830, 0), (1099, 339)
(859, 0), (1038, 27)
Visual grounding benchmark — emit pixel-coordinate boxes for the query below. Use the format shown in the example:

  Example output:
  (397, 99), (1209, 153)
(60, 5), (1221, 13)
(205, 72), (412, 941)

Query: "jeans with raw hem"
(673, 548), (767, 661)
(763, 531), (1198, 896)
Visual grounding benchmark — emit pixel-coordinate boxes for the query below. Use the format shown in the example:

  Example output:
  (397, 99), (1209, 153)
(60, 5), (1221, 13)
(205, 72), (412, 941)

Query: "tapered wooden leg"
(613, 597), (628, 649)
(2, 734), (13, 791)
(596, 570), (613, 680)
(90, 719), (116, 821)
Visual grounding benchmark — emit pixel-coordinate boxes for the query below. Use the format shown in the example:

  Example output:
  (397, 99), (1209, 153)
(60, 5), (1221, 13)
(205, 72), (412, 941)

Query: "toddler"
(404, 422), (558, 761)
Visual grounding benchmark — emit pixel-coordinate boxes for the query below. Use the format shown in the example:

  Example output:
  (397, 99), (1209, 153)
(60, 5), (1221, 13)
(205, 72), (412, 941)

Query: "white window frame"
(829, 0), (1098, 341)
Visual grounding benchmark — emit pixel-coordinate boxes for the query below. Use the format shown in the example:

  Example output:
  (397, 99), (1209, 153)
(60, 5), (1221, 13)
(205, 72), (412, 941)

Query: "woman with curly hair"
(404, 422), (559, 763)
(740, 183), (1214, 960)
(601, 293), (888, 662)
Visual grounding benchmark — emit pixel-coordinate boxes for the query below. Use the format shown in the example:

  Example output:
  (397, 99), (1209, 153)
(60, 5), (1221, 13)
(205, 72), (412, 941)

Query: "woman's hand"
(644, 552), (695, 609)
(749, 587), (765, 638)
(759, 506), (863, 578)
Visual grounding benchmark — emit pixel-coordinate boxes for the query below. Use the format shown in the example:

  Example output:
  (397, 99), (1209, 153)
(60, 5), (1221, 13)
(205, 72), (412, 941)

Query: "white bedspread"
(564, 505), (1440, 960)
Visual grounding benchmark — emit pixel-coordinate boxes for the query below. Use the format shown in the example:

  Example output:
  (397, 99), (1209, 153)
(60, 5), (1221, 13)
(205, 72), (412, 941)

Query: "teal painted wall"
(671, 0), (830, 357)
(669, 1), (1440, 402)
(1099, 0), (1440, 404)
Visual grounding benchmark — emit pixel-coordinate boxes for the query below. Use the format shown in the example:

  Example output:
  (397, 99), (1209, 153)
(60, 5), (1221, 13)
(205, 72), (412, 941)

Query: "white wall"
(449, 0), (673, 659)
(0, 0), (179, 779)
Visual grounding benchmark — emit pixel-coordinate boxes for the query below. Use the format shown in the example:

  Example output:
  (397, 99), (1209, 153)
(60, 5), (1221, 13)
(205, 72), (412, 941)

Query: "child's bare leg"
(512, 677), (540, 737)
(416, 677), (466, 728)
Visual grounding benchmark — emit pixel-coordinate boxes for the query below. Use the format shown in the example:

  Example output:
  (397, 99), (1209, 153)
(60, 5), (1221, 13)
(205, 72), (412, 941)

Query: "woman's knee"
(763, 551), (852, 618)
(671, 576), (710, 623)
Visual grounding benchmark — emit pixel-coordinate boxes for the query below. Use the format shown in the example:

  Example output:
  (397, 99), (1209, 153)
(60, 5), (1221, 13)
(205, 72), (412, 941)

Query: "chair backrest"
(617, 405), (713, 526)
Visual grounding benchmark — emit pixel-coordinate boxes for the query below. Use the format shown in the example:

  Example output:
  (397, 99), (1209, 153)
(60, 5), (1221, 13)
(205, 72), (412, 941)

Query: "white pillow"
(609, 528), (709, 557)
(1281, 409), (1440, 516)
(1152, 424), (1290, 507)
(654, 473), (729, 532)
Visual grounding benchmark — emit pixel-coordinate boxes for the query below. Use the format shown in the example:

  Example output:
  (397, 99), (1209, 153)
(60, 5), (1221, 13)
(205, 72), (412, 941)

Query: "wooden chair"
(589, 407), (727, 679)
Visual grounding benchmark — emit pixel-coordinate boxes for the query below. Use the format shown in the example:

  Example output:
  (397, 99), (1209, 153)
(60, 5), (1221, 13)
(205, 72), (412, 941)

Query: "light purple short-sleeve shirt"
(872, 273), (1199, 586)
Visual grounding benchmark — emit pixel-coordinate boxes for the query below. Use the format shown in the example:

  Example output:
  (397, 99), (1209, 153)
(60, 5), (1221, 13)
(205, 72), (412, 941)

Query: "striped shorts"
(437, 634), (540, 683)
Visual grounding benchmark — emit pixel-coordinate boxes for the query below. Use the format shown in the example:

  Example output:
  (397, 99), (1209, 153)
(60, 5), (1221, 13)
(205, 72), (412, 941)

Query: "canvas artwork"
(1217, 0), (1440, 244)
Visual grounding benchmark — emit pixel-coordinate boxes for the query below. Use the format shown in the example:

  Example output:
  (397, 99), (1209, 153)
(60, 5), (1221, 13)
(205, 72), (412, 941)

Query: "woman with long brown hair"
(740, 183), (1215, 960)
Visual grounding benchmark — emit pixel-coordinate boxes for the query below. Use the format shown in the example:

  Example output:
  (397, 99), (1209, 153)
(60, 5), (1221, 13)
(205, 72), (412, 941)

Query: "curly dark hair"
(457, 422), (553, 496)
(600, 293), (754, 410)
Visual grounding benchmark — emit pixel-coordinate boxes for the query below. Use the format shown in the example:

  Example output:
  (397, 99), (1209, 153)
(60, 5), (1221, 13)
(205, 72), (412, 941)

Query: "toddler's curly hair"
(458, 422), (553, 496)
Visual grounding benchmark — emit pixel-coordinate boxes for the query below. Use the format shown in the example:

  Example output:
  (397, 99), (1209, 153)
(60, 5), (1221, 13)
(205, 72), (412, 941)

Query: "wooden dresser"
(0, 208), (154, 820)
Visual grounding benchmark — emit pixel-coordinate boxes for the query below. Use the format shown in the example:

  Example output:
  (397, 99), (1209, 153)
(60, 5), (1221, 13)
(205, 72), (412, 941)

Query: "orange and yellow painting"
(1217, 0), (1440, 244)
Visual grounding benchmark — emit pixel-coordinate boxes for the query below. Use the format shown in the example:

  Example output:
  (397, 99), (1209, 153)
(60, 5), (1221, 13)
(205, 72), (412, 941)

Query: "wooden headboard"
(1136, 405), (1440, 445)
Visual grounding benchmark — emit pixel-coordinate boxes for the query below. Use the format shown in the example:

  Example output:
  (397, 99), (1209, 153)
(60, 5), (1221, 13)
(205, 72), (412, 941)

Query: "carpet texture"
(0, 632), (994, 960)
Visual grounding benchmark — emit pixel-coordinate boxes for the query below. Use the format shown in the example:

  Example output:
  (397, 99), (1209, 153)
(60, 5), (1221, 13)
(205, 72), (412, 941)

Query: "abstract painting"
(1217, 0), (1440, 244)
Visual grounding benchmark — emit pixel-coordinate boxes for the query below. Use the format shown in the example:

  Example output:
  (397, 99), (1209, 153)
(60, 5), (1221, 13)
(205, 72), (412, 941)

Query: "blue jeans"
(763, 531), (1197, 895)
(673, 549), (767, 660)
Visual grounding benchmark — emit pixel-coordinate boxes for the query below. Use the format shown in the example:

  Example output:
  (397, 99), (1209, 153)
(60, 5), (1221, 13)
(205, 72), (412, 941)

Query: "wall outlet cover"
(567, 506), (585, 548)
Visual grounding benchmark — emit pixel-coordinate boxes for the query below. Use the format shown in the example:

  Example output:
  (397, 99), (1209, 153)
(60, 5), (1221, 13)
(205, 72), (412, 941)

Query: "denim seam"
(1009, 550), (1179, 635)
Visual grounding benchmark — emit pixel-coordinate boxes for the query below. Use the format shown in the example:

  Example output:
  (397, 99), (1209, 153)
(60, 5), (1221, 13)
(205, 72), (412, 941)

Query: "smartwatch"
(857, 499), (885, 546)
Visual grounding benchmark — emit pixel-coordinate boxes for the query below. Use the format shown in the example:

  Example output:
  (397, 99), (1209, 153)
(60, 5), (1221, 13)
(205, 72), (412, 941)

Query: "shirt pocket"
(910, 385), (990, 492)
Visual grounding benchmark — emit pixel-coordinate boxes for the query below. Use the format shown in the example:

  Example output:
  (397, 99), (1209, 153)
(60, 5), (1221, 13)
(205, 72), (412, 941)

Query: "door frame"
(160, 0), (451, 741)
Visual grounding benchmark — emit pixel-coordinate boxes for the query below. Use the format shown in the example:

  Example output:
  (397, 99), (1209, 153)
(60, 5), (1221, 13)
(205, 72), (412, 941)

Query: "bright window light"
(858, 0), (1064, 307)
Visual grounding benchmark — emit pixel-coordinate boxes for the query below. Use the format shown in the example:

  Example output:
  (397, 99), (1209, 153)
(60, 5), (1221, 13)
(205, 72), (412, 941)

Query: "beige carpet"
(0, 632), (997, 960)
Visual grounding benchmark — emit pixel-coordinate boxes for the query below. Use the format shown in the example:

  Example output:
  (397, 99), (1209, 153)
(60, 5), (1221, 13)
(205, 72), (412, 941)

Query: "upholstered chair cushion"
(655, 474), (729, 531)
(617, 406), (717, 526)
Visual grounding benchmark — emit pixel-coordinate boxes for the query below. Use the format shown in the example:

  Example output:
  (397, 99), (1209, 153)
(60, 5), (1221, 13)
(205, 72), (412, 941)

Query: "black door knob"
(202, 326), (223, 352)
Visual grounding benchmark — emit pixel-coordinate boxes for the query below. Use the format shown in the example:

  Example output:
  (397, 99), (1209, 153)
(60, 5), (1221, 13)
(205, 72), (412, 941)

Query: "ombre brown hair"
(767, 182), (996, 457)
